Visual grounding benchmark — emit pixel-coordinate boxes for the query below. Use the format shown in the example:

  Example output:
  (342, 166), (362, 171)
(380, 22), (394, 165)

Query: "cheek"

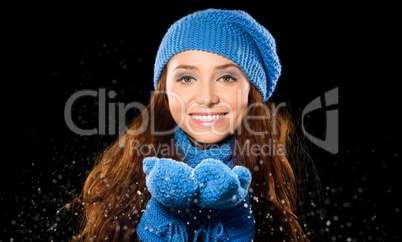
(168, 97), (182, 120)
(237, 95), (249, 120)
(240, 84), (250, 115)
(168, 90), (191, 125)
(229, 86), (249, 118)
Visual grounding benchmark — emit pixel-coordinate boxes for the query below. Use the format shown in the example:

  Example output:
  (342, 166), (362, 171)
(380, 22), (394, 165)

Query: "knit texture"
(137, 198), (189, 242)
(153, 8), (281, 102)
(173, 126), (235, 169)
(144, 157), (198, 208)
(192, 158), (251, 209)
(137, 126), (255, 241)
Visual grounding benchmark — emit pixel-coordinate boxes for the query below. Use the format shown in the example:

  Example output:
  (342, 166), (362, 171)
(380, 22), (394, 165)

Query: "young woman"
(64, 9), (327, 241)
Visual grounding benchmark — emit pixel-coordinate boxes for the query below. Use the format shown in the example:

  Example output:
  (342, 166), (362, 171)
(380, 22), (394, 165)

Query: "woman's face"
(166, 50), (250, 143)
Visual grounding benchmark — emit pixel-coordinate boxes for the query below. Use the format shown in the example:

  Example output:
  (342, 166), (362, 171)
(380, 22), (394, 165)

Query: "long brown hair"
(235, 84), (308, 241)
(59, 67), (309, 241)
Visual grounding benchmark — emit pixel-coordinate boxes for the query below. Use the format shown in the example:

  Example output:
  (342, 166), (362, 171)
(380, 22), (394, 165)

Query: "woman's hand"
(192, 158), (251, 209)
(143, 157), (251, 210)
(143, 157), (198, 208)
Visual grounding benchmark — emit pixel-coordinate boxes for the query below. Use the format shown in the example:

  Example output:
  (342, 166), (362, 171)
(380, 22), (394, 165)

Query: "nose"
(196, 82), (219, 106)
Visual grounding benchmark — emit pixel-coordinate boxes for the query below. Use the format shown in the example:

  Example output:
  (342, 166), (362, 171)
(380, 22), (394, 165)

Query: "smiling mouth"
(189, 112), (228, 122)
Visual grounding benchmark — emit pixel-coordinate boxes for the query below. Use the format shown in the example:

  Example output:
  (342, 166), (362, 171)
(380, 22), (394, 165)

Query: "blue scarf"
(137, 126), (255, 241)
(173, 125), (236, 168)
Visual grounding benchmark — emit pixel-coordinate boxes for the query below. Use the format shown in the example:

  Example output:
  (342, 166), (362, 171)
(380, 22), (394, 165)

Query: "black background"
(3, 3), (400, 241)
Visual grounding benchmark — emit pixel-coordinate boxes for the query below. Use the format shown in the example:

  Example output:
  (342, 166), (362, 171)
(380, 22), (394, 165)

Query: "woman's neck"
(174, 126), (236, 168)
(185, 133), (232, 150)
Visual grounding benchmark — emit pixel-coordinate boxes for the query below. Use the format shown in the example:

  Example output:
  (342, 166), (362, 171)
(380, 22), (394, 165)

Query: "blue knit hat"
(153, 9), (281, 102)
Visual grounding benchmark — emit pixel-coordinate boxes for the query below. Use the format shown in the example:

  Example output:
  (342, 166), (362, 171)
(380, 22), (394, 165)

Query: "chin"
(186, 128), (232, 144)
(177, 118), (236, 143)
(195, 135), (228, 144)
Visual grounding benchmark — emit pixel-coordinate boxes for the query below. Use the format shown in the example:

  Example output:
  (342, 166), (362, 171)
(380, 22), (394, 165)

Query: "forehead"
(168, 50), (237, 68)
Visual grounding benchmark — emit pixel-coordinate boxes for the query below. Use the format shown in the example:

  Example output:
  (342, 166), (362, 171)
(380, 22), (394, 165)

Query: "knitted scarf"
(137, 126), (255, 241)
(173, 126), (236, 169)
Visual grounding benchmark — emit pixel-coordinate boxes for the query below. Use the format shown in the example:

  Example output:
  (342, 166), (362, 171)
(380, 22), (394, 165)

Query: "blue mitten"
(192, 158), (251, 209)
(143, 157), (198, 208)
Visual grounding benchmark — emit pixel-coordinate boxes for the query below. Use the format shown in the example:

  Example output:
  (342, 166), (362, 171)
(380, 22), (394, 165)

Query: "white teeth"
(191, 114), (225, 121)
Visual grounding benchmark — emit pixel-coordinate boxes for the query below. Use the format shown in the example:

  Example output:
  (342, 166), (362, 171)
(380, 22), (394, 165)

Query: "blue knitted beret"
(153, 8), (281, 102)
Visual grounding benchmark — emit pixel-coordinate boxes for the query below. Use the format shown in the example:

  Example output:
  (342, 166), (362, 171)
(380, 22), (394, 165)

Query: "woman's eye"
(218, 75), (237, 83)
(177, 76), (195, 84)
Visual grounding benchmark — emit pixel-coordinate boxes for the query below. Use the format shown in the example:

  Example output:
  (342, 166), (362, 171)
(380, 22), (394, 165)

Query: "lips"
(189, 112), (227, 126)
(190, 112), (227, 115)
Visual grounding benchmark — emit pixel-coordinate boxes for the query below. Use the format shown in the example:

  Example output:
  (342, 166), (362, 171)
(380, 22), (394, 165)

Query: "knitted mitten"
(143, 157), (198, 208)
(137, 197), (190, 242)
(192, 158), (251, 209)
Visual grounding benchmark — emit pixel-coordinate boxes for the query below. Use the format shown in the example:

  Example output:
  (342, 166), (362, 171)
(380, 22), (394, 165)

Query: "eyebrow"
(174, 65), (198, 71)
(173, 63), (242, 71)
(214, 63), (242, 71)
